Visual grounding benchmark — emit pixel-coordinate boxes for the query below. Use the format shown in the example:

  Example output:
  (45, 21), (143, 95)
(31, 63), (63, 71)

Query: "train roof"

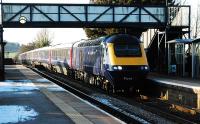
(23, 46), (50, 53)
(105, 34), (141, 44)
(51, 43), (72, 49)
(20, 43), (73, 55)
(77, 37), (106, 47)
(75, 34), (140, 47)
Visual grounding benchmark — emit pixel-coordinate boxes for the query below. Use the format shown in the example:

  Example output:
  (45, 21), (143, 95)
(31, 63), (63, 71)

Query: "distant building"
(90, 0), (95, 3)
(90, 0), (98, 4)
(89, 0), (113, 4)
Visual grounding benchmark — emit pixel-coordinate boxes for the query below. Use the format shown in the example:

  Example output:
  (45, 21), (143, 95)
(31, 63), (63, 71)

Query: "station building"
(167, 38), (200, 78)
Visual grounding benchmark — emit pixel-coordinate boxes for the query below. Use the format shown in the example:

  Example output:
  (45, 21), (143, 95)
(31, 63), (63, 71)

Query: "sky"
(3, 0), (90, 45)
(2, 0), (200, 45)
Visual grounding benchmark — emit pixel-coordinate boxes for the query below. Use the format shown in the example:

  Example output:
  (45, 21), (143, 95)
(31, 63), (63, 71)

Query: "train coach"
(19, 34), (149, 93)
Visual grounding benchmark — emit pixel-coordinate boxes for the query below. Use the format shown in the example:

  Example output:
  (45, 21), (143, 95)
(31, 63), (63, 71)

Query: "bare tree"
(19, 42), (35, 53)
(34, 29), (53, 48)
(192, 5), (200, 38)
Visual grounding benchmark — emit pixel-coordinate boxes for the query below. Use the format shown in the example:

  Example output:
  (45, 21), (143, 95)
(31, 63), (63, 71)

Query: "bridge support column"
(0, 26), (5, 81)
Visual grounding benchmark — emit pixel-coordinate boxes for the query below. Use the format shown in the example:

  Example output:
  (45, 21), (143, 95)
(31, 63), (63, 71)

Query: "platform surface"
(0, 65), (124, 124)
(148, 73), (200, 91)
(147, 73), (200, 109)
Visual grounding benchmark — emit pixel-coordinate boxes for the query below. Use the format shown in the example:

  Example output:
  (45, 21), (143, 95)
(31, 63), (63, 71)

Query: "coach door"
(79, 50), (83, 70)
(103, 44), (109, 62)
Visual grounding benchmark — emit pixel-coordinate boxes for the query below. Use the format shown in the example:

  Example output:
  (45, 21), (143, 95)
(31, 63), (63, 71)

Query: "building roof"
(167, 39), (193, 44)
(192, 38), (200, 43)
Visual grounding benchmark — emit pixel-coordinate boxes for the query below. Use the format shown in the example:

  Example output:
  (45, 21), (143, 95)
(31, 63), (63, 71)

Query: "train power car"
(72, 34), (149, 92)
(19, 34), (149, 93)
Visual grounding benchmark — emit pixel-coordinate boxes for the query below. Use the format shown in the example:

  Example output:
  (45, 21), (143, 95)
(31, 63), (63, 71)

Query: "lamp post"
(0, 0), (5, 81)
(1, 0), (2, 24)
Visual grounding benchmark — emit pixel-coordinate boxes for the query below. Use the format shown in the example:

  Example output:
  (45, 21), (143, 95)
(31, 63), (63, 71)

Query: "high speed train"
(19, 34), (149, 92)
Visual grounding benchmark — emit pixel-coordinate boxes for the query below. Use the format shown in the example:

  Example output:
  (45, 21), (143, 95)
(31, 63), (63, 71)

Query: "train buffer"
(0, 65), (124, 124)
(148, 72), (200, 112)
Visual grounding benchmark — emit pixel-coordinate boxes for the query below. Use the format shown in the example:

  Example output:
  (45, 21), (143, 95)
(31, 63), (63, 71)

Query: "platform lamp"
(166, 0), (168, 6)
(19, 16), (27, 24)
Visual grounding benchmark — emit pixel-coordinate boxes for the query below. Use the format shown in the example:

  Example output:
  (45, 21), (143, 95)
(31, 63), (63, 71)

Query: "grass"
(4, 52), (18, 59)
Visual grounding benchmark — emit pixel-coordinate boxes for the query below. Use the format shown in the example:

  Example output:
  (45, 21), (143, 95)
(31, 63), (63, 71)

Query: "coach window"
(58, 50), (61, 60)
(45, 51), (48, 60)
(52, 51), (54, 60)
(53, 50), (55, 60)
(103, 44), (109, 64)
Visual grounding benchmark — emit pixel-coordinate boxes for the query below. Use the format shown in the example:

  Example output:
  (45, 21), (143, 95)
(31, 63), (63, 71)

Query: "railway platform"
(148, 73), (200, 111)
(0, 65), (124, 124)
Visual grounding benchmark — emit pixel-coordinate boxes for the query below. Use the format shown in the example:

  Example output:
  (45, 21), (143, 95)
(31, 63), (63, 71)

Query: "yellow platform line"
(41, 88), (93, 124)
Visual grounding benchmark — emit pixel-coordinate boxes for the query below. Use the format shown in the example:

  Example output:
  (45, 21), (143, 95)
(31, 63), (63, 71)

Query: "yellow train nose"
(107, 43), (148, 66)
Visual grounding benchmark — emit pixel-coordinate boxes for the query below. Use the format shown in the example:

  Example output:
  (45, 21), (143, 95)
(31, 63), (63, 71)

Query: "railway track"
(30, 67), (198, 124)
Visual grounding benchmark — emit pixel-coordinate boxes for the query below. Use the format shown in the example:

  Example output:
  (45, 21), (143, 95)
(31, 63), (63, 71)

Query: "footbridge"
(2, 3), (167, 28)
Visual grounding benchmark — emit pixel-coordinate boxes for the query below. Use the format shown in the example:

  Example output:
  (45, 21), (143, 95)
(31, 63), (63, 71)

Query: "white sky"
(3, 0), (90, 45)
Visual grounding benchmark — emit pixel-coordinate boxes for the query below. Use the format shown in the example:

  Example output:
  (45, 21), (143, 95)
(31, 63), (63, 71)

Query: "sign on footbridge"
(2, 3), (167, 28)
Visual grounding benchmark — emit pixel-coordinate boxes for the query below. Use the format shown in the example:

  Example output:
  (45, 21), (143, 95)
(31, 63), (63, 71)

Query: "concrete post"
(192, 43), (195, 78)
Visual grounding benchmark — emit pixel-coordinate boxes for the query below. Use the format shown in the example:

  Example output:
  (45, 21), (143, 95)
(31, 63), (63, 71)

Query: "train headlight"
(144, 66), (148, 70)
(141, 66), (149, 70)
(118, 66), (122, 70)
(113, 66), (118, 70)
(112, 66), (123, 71)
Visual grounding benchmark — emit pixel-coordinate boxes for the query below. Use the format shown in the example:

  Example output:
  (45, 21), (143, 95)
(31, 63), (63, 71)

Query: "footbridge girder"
(1, 3), (167, 28)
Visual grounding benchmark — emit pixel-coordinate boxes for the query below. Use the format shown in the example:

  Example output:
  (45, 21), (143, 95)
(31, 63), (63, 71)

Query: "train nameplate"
(123, 77), (133, 80)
